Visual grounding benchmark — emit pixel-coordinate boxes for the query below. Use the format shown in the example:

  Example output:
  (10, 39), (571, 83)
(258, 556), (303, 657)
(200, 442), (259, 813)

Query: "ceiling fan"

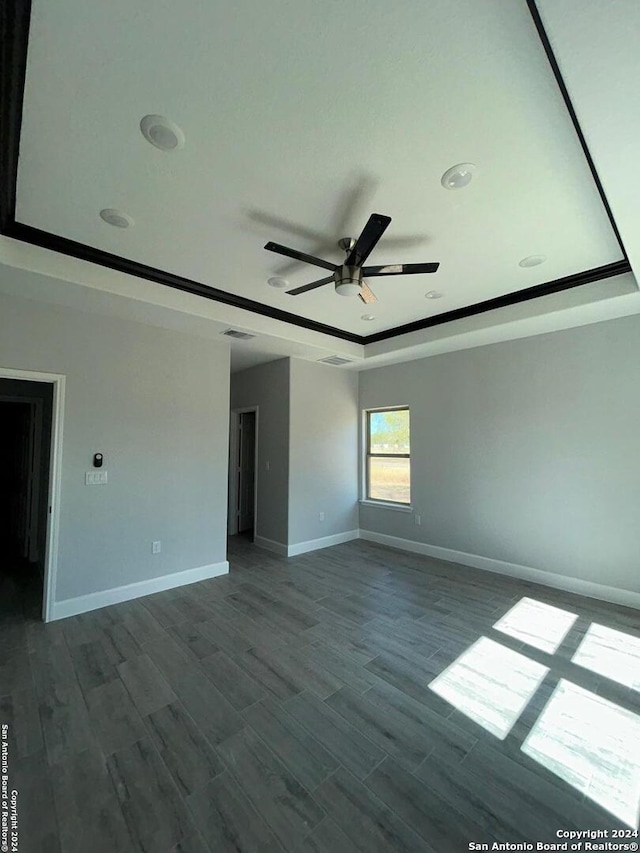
(264, 213), (439, 304)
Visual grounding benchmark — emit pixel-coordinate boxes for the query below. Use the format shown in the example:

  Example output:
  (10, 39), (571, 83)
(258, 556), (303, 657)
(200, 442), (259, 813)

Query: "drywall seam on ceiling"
(0, 0), (631, 344)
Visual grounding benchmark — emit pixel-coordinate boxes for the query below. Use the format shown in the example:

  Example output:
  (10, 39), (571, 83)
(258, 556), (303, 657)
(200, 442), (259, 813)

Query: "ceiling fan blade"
(345, 213), (391, 266)
(286, 275), (335, 295)
(265, 242), (337, 271)
(358, 282), (377, 304)
(362, 262), (440, 276)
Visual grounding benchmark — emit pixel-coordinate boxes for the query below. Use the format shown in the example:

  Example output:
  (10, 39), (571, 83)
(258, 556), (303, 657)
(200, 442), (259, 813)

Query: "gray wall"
(289, 360), (358, 545)
(359, 314), (640, 595)
(231, 359), (290, 545)
(0, 291), (230, 602)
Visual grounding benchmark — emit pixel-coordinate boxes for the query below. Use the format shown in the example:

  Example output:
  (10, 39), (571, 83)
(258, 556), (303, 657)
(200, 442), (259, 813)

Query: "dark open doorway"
(228, 408), (258, 542)
(0, 378), (54, 622)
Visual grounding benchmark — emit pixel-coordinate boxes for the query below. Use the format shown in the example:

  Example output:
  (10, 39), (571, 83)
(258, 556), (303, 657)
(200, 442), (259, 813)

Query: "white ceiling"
(15, 0), (626, 340)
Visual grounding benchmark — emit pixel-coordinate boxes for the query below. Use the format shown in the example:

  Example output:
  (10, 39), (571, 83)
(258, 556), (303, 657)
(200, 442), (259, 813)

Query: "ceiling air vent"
(318, 356), (353, 366)
(222, 329), (256, 341)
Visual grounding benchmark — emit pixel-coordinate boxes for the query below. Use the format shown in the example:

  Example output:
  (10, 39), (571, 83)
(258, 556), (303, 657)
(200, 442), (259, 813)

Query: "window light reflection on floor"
(493, 597), (578, 654)
(572, 623), (640, 691)
(428, 636), (549, 739)
(521, 680), (640, 829)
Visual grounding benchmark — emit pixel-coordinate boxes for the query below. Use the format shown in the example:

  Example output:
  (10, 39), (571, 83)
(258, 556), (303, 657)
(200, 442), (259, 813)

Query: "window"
(365, 407), (410, 504)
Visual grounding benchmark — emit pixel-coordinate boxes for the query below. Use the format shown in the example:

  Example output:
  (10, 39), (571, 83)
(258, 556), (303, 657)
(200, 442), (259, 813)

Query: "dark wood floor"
(1, 537), (639, 852)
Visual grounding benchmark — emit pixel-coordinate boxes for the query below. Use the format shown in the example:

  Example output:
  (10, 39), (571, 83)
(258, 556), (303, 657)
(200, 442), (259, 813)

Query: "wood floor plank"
(300, 816), (356, 853)
(365, 756), (486, 851)
(107, 736), (195, 853)
(173, 667), (245, 746)
(169, 833), (211, 853)
(314, 766), (433, 853)
(186, 771), (282, 853)
(86, 679), (147, 757)
(142, 633), (196, 689)
(70, 639), (119, 695)
(415, 751), (535, 842)
(242, 697), (338, 791)
(233, 645), (304, 701)
(38, 681), (94, 766)
(51, 745), (136, 853)
(172, 593), (216, 625)
(0, 687), (44, 759)
(144, 701), (225, 796)
(302, 639), (383, 694)
(100, 622), (144, 666)
(364, 647), (460, 718)
(140, 593), (186, 629)
(285, 691), (385, 780)
(120, 601), (166, 646)
(117, 653), (177, 716)
(462, 740), (621, 836)
(168, 621), (220, 661)
(217, 726), (325, 850)
(231, 582), (320, 629)
(199, 650), (266, 710)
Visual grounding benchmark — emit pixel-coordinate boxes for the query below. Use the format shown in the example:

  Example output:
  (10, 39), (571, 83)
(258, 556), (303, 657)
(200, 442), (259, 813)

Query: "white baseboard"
(288, 529), (360, 557)
(253, 535), (288, 556)
(51, 561), (229, 621)
(359, 530), (640, 610)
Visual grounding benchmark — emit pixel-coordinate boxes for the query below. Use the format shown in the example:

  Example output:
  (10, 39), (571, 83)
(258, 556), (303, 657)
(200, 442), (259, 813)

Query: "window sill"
(359, 500), (413, 513)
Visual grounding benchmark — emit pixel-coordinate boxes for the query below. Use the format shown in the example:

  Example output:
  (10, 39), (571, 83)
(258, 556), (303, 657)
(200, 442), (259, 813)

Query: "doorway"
(0, 378), (54, 621)
(228, 407), (258, 541)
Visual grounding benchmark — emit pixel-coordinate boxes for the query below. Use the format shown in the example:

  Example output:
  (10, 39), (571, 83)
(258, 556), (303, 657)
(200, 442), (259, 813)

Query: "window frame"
(364, 406), (411, 506)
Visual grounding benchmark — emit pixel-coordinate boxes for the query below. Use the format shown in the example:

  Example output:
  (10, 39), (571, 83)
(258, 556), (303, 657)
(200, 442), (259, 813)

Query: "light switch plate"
(85, 471), (108, 485)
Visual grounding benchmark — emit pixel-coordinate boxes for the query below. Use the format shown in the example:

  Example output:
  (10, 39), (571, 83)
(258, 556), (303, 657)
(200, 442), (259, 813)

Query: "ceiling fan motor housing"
(335, 264), (363, 297)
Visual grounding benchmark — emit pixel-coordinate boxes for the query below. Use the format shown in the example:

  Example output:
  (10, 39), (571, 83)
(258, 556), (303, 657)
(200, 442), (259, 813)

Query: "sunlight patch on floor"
(428, 636), (549, 739)
(572, 623), (640, 691)
(522, 680), (640, 828)
(493, 597), (578, 654)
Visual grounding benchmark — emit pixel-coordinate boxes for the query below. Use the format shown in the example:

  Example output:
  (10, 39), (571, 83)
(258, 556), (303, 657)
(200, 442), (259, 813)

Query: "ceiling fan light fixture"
(140, 115), (185, 151)
(267, 277), (288, 288)
(425, 290), (443, 299)
(335, 264), (363, 297)
(441, 163), (475, 190)
(335, 281), (361, 297)
(361, 314), (376, 321)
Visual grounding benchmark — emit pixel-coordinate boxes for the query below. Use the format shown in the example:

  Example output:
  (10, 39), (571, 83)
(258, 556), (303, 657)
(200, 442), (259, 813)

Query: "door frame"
(0, 366), (65, 622)
(228, 406), (259, 538)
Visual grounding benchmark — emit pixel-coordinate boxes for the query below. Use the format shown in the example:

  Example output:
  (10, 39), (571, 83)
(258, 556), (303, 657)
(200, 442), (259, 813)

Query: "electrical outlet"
(414, 514), (421, 525)
(85, 471), (108, 485)
(152, 540), (162, 554)
(319, 512), (325, 521)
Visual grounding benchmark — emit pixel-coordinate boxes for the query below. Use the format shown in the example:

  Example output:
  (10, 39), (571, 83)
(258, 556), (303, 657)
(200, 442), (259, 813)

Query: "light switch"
(85, 471), (108, 485)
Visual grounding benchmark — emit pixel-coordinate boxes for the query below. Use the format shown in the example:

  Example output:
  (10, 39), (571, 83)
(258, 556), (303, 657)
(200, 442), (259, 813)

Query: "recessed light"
(441, 163), (476, 190)
(519, 255), (546, 268)
(361, 314), (376, 321)
(140, 115), (185, 151)
(99, 208), (134, 228)
(425, 290), (443, 299)
(267, 277), (288, 289)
